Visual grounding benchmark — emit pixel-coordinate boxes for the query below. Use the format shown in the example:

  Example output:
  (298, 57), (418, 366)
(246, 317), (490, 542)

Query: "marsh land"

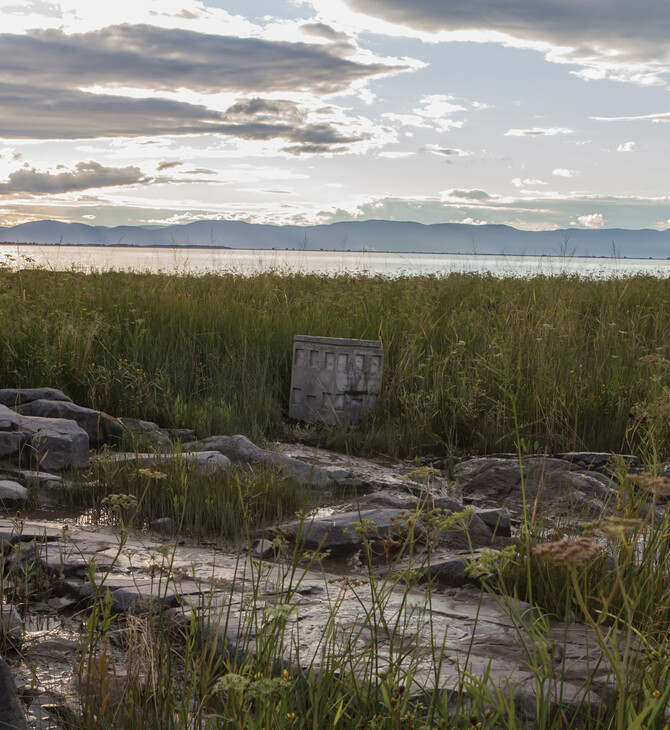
(3, 267), (670, 729)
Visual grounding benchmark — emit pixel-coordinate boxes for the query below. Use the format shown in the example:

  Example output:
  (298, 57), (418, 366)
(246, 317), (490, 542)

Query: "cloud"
(422, 144), (470, 158)
(0, 25), (402, 95)
(300, 22), (350, 42)
(512, 178), (547, 188)
(336, 0), (670, 85)
(382, 94), (473, 133)
(377, 151), (414, 158)
(0, 85), (376, 153)
(443, 189), (493, 201)
(0, 24), (408, 152)
(616, 141), (637, 152)
(0, 161), (150, 195)
(156, 161), (183, 171)
(592, 112), (670, 123)
(552, 168), (577, 178)
(576, 213), (605, 228)
(319, 192), (670, 231)
(505, 127), (574, 137)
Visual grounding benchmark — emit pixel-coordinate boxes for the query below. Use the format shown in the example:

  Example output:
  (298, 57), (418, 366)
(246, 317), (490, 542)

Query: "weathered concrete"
(288, 335), (383, 426)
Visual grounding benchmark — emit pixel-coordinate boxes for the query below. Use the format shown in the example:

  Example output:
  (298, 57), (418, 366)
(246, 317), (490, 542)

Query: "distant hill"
(1, 219), (669, 258)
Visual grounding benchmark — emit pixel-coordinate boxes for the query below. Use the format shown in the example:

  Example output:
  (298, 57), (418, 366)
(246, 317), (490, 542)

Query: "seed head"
(532, 538), (603, 567)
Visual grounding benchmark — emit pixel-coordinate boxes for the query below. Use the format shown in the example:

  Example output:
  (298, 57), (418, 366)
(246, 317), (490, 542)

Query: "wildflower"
(627, 473), (670, 499)
(214, 673), (250, 693)
(581, 516), (642, 540)
(532, 538), (603, 567)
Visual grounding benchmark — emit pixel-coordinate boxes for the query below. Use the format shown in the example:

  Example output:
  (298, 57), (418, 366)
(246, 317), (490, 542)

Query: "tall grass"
(2, 268), (670, 457)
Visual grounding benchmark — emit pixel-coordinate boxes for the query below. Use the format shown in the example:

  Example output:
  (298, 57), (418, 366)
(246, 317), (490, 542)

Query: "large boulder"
(16, 399), (117, 445)
(0, 404), (90, 470)
(17, 415), (90, 471)
(0, 388), (72, 408)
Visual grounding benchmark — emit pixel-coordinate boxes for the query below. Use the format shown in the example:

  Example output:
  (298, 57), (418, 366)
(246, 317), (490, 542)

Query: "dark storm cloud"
(0, 24), (400, 94)
(0, 161), (150, 195)
(343, 0), (670, 65)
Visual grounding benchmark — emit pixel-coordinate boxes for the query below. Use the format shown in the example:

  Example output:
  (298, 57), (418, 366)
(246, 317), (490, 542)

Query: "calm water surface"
(1, 244), (669, 278)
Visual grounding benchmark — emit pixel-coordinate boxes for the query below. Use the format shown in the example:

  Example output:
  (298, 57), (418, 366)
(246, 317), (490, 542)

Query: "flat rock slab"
(0, 518), (617, 716)
(97, 450), (231, 475)
(456, 455), (620, 520)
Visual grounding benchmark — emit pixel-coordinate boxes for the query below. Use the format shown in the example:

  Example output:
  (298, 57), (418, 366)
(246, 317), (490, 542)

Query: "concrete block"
(288, 335), (383, 426)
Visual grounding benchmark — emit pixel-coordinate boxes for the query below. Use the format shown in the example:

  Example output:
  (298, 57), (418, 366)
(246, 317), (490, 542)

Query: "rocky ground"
(0, 388), (653, 728)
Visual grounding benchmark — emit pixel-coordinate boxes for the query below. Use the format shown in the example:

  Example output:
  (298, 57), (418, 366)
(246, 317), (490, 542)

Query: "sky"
(1, 0), (670, 232)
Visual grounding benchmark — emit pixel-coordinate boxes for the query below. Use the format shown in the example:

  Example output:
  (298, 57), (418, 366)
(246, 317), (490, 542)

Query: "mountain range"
(1, 219), (669, 258)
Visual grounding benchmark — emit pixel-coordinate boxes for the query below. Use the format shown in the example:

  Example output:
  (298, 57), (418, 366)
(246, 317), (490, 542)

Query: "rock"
(0, 405), (19, 431)
(16, 400), (117, 445)
(422, 557), (479, 588)
(0, 480), (29, 506)
(552, 452), (639, 474)
(341, 489), (419, 511)
(16, 415), (89, 471)
(457, 455), (619, 521)
(0, 656), (29, 729)
(433, 510), (494, 551)
(99, 450), (231, 475)
(0, 406), (21, 460)
(0, 388), (72, 408)
(0, 516), (619, 719)
(251, 539), (276, 558)
(277, 508), (415, 557)
(116, 417), (172, 451)
(276, 507), (493, 558)
(163, 428), (197, 442)
(0, 468), (61, 489)
(184, 435), (352, 490)
(474, 508), (512, 537)
(0, 433), (21, 459)
(186, 451), (232, 475)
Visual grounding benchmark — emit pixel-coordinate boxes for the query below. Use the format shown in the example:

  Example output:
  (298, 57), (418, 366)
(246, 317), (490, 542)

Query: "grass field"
(2, 267), (670, 460)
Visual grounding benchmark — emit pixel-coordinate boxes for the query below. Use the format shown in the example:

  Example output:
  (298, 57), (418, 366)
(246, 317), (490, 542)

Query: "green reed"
(2, 268), (670, 457)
